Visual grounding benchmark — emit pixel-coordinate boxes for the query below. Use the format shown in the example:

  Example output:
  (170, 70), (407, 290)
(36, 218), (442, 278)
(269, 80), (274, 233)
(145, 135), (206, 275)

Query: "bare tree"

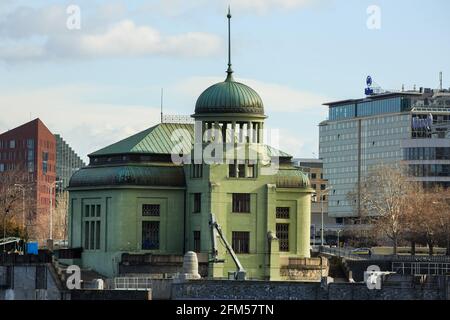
(53, 191), (69, 241)
(430, 187), (450, 255)
(0, 166), (31, 241)
(405, 184), (441, 256)
(349, 164), (414, 255)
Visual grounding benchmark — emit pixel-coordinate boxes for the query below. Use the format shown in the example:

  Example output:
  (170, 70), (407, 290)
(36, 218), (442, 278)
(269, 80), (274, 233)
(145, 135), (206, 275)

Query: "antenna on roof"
(440, 71), (443, 91)
(225, 6), (234, 81)
(160, 88), (164, 123)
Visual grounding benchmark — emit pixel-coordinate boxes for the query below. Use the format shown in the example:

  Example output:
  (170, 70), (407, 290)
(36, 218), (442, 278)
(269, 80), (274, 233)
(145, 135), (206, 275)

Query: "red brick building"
(0, 119), (56, 240)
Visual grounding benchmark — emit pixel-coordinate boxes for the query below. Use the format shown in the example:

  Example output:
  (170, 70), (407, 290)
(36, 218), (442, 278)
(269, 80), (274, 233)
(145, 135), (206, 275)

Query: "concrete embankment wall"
(172, 276), (450, 300)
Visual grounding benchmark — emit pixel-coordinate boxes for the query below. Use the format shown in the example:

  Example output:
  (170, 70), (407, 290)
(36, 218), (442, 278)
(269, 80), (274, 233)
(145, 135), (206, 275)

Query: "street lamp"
(337, 229), (343, 248)
(320, 187), (332, 246)
(46, 180), (62, 241)
(14, 184), (26, 235)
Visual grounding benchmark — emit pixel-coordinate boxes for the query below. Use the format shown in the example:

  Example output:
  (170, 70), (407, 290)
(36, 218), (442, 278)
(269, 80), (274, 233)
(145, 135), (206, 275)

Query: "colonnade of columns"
(201, 121), (264, 144)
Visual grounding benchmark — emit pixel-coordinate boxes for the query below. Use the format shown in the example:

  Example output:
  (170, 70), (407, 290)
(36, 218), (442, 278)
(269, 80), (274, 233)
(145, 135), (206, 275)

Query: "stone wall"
(280, 257), (328, 281)
(70, 290), (151, 300)
(0, 264), (62, 300)
(172, 275), (449, 300)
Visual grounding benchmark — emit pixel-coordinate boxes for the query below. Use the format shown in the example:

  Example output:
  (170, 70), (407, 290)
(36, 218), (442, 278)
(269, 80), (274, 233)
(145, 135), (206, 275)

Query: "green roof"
(194, 75), (264, 116)
(90, 122), (291, 159)
(276, 168), (310, 188)
(90, 123), (194, 157)
(69, 164), (185, 188)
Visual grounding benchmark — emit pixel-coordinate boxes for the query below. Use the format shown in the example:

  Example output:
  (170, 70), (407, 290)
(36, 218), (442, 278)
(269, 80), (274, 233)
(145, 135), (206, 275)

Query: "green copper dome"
(195, 74), (264, 115)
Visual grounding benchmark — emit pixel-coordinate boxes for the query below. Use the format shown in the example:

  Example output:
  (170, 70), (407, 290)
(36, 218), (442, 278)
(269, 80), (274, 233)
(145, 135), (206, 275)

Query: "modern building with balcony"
(55, 134), (86, 193)
(319, 82), (450, 225)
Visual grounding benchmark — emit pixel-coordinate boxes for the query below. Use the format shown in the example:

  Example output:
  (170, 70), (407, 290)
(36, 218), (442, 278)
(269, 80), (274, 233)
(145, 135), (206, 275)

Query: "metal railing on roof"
(162, 115), (195, 124)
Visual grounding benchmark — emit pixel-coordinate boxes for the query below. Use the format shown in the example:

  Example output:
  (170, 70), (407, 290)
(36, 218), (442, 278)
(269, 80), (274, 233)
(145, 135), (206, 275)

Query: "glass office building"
(319, 89), (450, 224)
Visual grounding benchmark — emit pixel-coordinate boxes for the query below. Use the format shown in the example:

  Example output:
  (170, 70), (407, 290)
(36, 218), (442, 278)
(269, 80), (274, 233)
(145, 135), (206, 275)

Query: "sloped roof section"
(89, 122), (292, 159)
(90, 123), (194, 157)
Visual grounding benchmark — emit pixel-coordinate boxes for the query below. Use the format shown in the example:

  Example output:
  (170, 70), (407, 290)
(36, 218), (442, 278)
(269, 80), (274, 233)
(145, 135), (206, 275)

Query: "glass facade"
(320, 100), (411, 218)
(321, 92), (450, 220)
(328, 97), (412, 120)
(329, 104), (356, 121)
(409, 164), (450, 177)
(404, 147), (450, 160)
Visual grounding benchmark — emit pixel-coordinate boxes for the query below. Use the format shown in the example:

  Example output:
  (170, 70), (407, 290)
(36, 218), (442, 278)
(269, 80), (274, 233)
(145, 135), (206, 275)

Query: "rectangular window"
(9, 140), (15, 149)
(311, 173), (317, 179)
(193, 231), (201, 253)
(90, 221), (95, 250)
(191, 164), (203, 178)
(232, 193), (250, 213)
(42, 152), (49, 174)
(84, 204), (101, 250)
(142, 221), (160, 250)
(276, 207), (290, 219)
(84, 221), (90, 249)
(95, 221), (101, 250)
(142, 204), (160, 217)
(232, 232), (250, 254)
(276, 223), (289, 252)
(246, 164), (255, 178)
(228, 163), (236, 177)
(193, 193), (201, 213)
(237, 164), (245, 178)
(0, 163), (4, 172)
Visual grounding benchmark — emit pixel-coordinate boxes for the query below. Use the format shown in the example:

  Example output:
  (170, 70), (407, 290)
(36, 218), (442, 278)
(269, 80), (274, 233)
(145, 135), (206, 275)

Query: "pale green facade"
(68, 45), (313, 279)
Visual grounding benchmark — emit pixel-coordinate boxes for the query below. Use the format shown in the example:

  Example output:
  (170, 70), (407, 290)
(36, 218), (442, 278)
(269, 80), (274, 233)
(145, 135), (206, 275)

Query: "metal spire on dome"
(226, 6), (234, 82)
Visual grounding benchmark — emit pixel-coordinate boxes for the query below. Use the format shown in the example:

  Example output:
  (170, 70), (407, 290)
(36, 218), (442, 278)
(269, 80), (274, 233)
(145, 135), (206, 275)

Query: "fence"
(113, 277), (154, 291)
(392, 262), (450, 276)
(320, 246), (450, 263)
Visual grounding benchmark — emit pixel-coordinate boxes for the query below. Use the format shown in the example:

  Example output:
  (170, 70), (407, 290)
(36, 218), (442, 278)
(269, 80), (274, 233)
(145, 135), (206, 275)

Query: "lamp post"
(47, 180), (62, 240)
(337, 229), (343, 248)
(14, 184), (26, 235)
(320, 187), (332, 246)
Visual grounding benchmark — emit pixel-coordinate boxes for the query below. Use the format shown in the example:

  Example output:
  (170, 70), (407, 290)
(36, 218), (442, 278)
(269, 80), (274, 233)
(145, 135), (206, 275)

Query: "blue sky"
(0, 0), (449, 162)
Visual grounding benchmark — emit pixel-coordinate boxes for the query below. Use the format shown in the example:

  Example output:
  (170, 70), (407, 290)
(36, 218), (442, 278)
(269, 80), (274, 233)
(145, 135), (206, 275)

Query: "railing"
(319, 246), (450, 262)
(113, 277), (154, 290)
(392, 262), (450, 276)
(0, 237), (21, 246)
(319, 246), (366, 260)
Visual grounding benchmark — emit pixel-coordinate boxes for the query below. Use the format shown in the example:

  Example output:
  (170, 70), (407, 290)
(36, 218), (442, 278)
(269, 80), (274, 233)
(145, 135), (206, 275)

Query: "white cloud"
(74, 20), (221, 58)
(227, 0), (316, 14)
(0, 5), (222, 62)
(139, 0), (322, 16)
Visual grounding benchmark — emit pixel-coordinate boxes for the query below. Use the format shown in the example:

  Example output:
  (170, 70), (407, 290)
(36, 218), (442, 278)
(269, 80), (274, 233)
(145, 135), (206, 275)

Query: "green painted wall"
(69, 187), (185, 276)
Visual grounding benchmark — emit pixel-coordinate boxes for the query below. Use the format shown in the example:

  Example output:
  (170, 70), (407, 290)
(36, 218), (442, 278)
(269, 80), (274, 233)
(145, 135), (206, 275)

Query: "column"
(247, 122), (252, 143)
